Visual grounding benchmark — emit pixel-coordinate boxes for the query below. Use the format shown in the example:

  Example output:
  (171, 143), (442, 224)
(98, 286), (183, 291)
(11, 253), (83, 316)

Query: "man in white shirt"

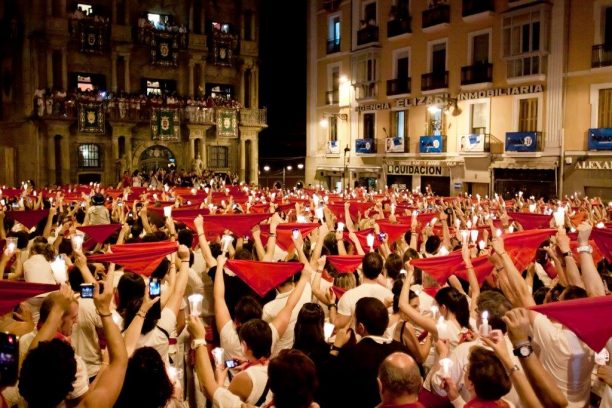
(335, 252), (393, 329)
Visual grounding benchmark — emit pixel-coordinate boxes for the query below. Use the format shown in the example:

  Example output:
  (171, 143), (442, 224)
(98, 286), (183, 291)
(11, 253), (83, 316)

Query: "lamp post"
(343, 145), (350, 192)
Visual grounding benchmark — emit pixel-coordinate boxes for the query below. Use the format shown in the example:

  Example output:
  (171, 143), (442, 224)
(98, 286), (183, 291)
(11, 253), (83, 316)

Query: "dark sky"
(258, 0), (307, 164)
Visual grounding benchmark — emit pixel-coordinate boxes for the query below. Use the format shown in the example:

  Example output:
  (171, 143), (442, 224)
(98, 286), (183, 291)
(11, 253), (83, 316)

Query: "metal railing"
(421, 71), (449, 91)
(387, 17), (411, 37)
(239, 108), (267, 127)
(461, 63), (493, 85)
(462, 0), (494, 17)
(357, 25), (379, 46)
(422, 4), (450, 28)
(326, 90), (339, 105)
(386, 78), (411, 95)
(592, 44), (612, 68)
(327, 39), (341, 54)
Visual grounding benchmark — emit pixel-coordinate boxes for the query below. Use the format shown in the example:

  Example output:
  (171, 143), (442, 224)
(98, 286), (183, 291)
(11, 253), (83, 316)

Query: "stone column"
(251, 66), (258, 108)
(124, 55), (130, 92)
(199, 61), (206, 96)
(111, 53), (118, 92)
(112, 137), (119, 160)
(125, 136), (133, 170)
(188, 60), (195, 96)
(250, 136), (259, 186)
(239, 65), (246, 107)
(239, 139), (246, 182)
(61, 47), (68, 91)
(188, 137), (195, 160)
(46, 50), (53, 89)
(199, 137), (206, 168)
(199, 7), (205, 35)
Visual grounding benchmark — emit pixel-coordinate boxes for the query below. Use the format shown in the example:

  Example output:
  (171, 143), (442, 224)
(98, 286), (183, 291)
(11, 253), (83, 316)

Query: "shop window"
(208, 146), (228, 168)
(426, 108), (444, 135)
(598, 88), (612, 128)
(363, 112), (375, 139)
(78, 144), (101, 168)
(518, 97), (538, 132)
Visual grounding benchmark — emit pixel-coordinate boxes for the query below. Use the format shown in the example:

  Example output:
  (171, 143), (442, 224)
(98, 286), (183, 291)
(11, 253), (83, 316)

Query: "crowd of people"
(34, 88), (242, 122)
(0, 179), (610, 408)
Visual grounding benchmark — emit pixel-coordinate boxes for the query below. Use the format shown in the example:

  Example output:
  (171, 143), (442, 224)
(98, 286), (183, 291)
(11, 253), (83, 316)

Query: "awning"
(490, 159), (558, 170)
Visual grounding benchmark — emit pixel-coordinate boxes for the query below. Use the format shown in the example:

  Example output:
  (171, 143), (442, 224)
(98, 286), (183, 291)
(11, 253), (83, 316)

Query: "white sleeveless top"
(244, 364), (270, 405)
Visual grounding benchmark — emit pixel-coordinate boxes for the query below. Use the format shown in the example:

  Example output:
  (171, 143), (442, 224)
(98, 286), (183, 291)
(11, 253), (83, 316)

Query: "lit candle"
(460, 230), (469, 243)
(324, 322), (335, 342)
(6, 237), (17, 254)
(292, 228), (300, 240)
(470, 230), (478, 243)
(430, 217), (438, 227)
(313, 194), (320, 206)
(595, 348), (610, 366)
(323, 196), (329, 204)
(553, 208), (565, 228)
(297, 215), (307, 223)
(366, 234), (375, 251)
(163, 206), (172, 217)
(478, 240), (486, 250)
(508, 225), (515, 233)
(496, 228), (503, 238)
(529, 203), (536, 213)
(337, 222), (345, 232)
(221, 235), (234, 254)
(50, 256), (67, 283)
(71, 233), (84, 252)
(596, 222), (605, 228)
(440, 358), (453, 377)
(472, 215), (478, 225)
(211, 347), (225, 366)
(466, 220), (472, 229)
(191, 188), (197, 195)
(480, 310), (490, 336)
(438, 246), (449, 256)
(315, 207), (324, 220)
(188, 294), (204, 316)
(153, 193), (158, 200)
(454, 219), (461, 228)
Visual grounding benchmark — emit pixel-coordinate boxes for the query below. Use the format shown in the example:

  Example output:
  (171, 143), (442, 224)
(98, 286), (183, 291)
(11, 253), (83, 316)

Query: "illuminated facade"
(306, 0), (612, 199)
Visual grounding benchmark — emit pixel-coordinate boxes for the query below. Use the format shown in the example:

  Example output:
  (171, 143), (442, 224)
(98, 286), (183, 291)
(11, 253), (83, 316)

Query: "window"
(208, 146), (228, 168)
(352, 51), (379, 99)
(244, 10), (254, 40)
(77, 4), (93, 16)
(518, 97), (538, 131)
(146, 80), (161, 95)
(429, 41), (446, 73)
(212, 21), (231, 33)
(329, 116), (338, 141)
(78, 144), (100, 168)
(470, 102), (487, 134)
(363, 1), (377, 25)
(471, 32), (490, 64)
(394, 49), (410, 79)
(363, 112), (375, 139)
(392, 110), (408, 138)
(605, 7), (612, 46)
(329, 15), (341, 44)
(77, 75), (94, 92)
(426, 108), (444, 135)
(598, 88), (612, 128)
(503, 8), (548, 78)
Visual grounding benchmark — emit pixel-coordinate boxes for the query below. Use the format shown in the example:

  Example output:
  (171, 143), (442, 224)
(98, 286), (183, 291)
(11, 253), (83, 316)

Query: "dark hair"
(547, 283), (566, 303)
(476, 290), (512, 333)
(117, 273), (157, 334)
(234, 247), (253, 260)
(533, 286), (549, 305)
(150, 258), (170, 280)
(435, 287), (470, 329)
(9, 231), (29, 249)
(391, 280), (417, 313)
(177, 229), (193, 248)
(68, 266), (85, 292)
(293, 303), (327, 354)
(115, 347), (174, 408)
(385, 253), (403, 281)
(268, 349), (318, 408)
(19, 339), (77, 408)
(238, 319), (272, 359)
(378, 352), (422, 397)
(234, 296), (262, 324)
(425, 235), (441, 254)
(561, 285), (588, 301)
(362, 252), (383, 279)
(355, 297), (389, 336)
(468, 348), (511, 401)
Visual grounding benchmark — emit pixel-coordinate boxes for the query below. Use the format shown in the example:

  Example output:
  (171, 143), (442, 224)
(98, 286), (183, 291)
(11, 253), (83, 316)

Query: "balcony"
(592, 44), (612, 68)
(327, 39), (341, 54)
(421, 71), (449, 92)
(387, 17), (411, 38)
(357, 25), (379, 46)
(505, 131), (541, 152)
(355, 138), (376, 154)
(419, 135), (445, 153)
(239, 108), (267, 127)
(422, 4), (450, 30)
(326, 89), (339, 105)
(461, 63), (493, 85)
(460, 133), (490, 153)
(462, 0), (494, 18)
(239, 40), (258, 57)
(386, 78), (411, 96)
(587, 128), (612, 151)
(354, 81), (378, 100)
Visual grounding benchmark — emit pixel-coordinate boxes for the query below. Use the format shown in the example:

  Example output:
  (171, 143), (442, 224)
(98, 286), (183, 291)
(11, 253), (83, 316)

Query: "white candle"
(313, 194), (320, 206)
(6, 237), (17, 254)
(71, 233), (84, 252)
(324, 322), (335, 342)
(553, 208), (565, 227)
(508, 225), (515, 233)
(366, 233), (375, 251)
(163, 206), (172, 217)
(191, 188), (197, 195)
(529, 203), (536, 213)
(50, 256), (67, 283)
(466, 220), (472, 229)
(315, 207), (324, 220)
(440, 358), (453, 377)
(337, 222), (345, 232)
(164, 184), (170, 192)
(292, 229), (300, 240)
(438, 246), (449, 256)
(222, 235), (234, 254)
(478, 240), (486, 250)
(470, 230), (478, 243)
(460, 230), (469, 243)
(212, 347), (225, 366)
(480, 310), (490, 336)
(596, 222), (605, 229)
(496, 228), (503, 237)
(188, 294), (204, 316)
(297, 215), (307, 223)
(430, 217), (438, 227)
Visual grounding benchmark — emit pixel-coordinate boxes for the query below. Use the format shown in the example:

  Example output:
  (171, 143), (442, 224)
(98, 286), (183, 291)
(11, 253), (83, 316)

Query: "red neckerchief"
(465, 398), (510, 408)
(243, 357), (268, 370)
(458, 328), (477, 344)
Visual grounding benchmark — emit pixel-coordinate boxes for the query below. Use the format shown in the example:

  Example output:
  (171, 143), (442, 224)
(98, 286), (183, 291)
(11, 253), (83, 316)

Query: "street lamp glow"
(286, 165), (293, 171)
(339, 75), (348, 84)
(427, 105), (442, 114)
(297, 164), (304, 169)
(263, 165), (270, 172)
(319, 118), (328, 128)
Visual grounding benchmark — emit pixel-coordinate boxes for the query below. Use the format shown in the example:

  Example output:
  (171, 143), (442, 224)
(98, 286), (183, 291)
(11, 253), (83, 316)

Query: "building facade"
(0, 0), (265, 187)
(306, 0), (612, 199)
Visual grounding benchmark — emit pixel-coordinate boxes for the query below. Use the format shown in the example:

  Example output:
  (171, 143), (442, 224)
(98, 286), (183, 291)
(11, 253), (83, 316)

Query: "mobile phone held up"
(80, 283), (94, 299)
(0, 332), (18, 387)
(225, 359), (239, 369)
(148, 278), (162, 320)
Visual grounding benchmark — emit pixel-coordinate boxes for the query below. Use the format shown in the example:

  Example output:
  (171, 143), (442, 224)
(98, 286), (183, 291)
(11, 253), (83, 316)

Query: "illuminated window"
(78, 144), (100, 168)
(77, 75), (94, 92)
(77, 4), (93, 15)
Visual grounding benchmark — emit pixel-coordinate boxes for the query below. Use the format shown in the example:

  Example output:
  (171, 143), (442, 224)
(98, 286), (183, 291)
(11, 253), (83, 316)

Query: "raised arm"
(30, 285), (74, 351)
(555, 228), (584, 289)
(576, 223), (606, 297)
(398, 267), (438, 335)
(213, 255), (232, 332)
(164, 245), (190, 317)
(187, 316), (220, 400)
(270, 265), (312, 337)
(461, 245), (480, 312)
(491, 238), (535, 308)
(123, 295), (160, 357)
(194, 215), (217, 268)
(251, 226), (266, 261)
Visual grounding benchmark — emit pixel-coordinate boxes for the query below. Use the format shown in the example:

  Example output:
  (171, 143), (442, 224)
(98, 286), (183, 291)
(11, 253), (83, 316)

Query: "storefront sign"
(575, 160), (612, 170)
(357, 94), (449, 112)
(588, 128), (612, 151)
(385, 137), (405, 153)
(386, 161), (451, 177)
(458, 84), (544, 101)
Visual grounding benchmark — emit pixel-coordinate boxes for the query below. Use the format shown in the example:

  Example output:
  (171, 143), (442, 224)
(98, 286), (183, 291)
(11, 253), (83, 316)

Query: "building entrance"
(139, 145), (176, 173)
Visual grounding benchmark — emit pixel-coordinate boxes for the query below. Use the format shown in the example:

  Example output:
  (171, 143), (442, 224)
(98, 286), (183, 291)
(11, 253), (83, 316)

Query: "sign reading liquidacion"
(386, 161), (451, 177)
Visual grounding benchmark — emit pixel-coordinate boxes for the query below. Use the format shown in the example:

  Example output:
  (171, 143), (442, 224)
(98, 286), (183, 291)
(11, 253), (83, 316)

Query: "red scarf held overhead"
(507, 212), (552, 230)
(203, 213), (271, 238)
(330, 285), (347, 300)
(503, 229), (556, 273)
(410, 251), (463, 285)
(0, 281), (60, 316)
(9, 209), (50, 229)
(225, 260), (304, 297)
(590, 228), (612, 263)
(87, 241), (178, 276)
(376, 221), (411, 244)
(259, 223), (319, 251)
(452, 254), (495, 285)
(530, 296), (612, 352)
(342, 228), (381, 250)
(77, 224), (122, 244)
(326, 255), (363, 273)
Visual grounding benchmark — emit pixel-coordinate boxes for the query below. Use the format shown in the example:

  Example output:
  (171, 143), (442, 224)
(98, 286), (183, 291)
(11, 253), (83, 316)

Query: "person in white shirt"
(23, 242), (56, 284)
(335, 252), (393, 329)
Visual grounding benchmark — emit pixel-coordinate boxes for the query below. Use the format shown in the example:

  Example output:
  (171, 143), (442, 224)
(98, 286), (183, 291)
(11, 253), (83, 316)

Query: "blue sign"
(419, 135), (443, 153)
(588, 128), (612, 151)
(505, 132), (538, 152)
(355, 138), (375, 154)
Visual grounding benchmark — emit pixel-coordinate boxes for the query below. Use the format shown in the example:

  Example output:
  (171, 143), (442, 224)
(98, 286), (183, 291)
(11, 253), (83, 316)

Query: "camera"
(80, 283), (94, 299)
(225, 359), (238, 369)
(0, 332), (18, 387)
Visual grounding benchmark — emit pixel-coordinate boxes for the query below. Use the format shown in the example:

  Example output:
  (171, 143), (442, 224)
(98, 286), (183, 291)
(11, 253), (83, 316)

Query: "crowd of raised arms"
(0, 179), (610, 408)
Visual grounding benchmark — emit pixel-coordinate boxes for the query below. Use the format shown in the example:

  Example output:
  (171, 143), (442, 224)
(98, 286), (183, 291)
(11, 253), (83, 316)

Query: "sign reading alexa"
(386, 161), (450, 177)
(574, 160), (612, 170)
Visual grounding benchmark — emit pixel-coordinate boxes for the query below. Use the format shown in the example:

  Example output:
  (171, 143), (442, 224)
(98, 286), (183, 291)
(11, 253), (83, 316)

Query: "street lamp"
(283, 165), (292, 187)
(297, 163), (304, 169)
(263, 165), (270, 188)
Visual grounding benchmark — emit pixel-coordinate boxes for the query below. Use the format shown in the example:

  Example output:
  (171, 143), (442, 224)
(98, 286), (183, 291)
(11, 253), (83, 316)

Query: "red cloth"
(203, 213), (271, 237)
(169, 208), (211, 230)
(342, 228), (381, 250)
(326, 202), (374, 221)
(508, 212), (552, 230)
(77, 224), (122, 244)
(376, 221), (411, 244)
(590, 228), (612, 263)
(225, 260), (304, 297)
(330, 285), (346, 300)
(0, 281), (59, 316)
(9, 210), (50, 229)
(259, 223), (319, 251)
(88, 241), (178, 276)
(530, 296), (612, 351)
(327, 255), (363, 273)
(452, 254), (495, 285)
(503, 229), (556, 273)
(411, 251), (463, 285)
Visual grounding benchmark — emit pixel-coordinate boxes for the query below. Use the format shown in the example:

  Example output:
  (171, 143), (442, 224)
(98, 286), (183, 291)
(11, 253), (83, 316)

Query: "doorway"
(138, 145), (176, 173)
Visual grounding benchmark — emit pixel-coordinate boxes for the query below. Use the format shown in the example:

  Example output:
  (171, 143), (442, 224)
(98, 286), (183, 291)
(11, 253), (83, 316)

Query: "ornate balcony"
(239, 108), (267, 127)
(326, 90), (339, 105)
(462, 0), (494, 17)
(327, 39), (341, 54)
(461, 63), (493, 85)
(386, 78), (411, 96)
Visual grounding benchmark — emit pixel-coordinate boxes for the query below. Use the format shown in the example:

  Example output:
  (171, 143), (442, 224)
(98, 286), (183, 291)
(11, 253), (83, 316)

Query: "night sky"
(258, 0), (307, 165)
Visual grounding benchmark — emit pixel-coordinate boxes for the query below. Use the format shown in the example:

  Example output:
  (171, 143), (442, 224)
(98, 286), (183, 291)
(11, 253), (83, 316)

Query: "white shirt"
(337, 282), (393, 317)
(23, 254), (56, 284)
(135, 307), (177, 364)
(262, 283), (312, 355)
(532, 312), (594, 407)
(72, 298), (103, 377)
(219, 320), (280, 362)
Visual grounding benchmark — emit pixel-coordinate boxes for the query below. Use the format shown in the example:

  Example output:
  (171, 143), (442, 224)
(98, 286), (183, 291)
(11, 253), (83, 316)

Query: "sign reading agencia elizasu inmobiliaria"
(355, 84), (544, 112)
